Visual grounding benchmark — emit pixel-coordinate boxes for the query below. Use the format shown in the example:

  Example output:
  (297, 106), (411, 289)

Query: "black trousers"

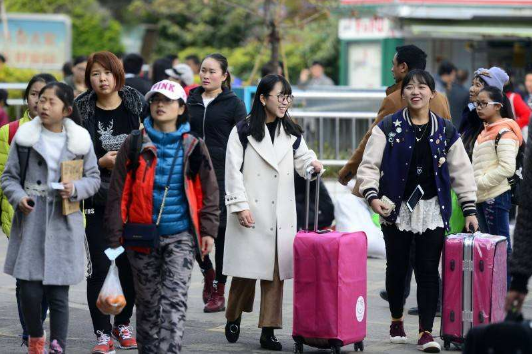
(19, 280), (69, 350)
(382, 224), (445, 332)
(85, 201), (136, 335)
(402, 239), (442, 310)
(197, 225), (227, 284)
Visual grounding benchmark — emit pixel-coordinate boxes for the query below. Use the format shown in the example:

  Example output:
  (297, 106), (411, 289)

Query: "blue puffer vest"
(144, 117), (190, 236)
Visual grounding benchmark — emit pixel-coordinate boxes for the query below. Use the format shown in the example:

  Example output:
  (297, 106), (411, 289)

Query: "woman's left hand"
(59, 182), (74, 199)
(201, 236), (215, 256)
(310, 160), (323, 174)
(465, 215), (479, 233)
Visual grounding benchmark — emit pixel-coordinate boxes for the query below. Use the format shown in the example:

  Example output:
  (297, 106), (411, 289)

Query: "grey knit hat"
(474, 67), (509, 91)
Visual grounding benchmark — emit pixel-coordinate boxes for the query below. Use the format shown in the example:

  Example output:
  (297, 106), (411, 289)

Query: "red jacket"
(507, 92), (531, 129)
(104, 129), (220, 255)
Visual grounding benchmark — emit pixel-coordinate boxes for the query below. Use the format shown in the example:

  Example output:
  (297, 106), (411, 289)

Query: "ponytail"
(223, 71), (232, 90)
(202, 53), (231, 91)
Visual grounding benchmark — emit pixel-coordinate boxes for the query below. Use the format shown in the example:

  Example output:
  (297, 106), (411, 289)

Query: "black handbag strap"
(155, 140), (182, 226)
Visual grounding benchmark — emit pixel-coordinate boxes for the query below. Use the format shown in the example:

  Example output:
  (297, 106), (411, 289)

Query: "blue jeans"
(476, 190), (512, 287)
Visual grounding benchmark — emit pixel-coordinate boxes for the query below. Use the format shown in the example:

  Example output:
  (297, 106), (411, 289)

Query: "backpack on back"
(494, 128), (524, 205)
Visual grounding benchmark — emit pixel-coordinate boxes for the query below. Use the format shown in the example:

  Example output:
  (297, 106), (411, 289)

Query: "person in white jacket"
(222, 74), (322, 351)
(472, 86), (523, 286)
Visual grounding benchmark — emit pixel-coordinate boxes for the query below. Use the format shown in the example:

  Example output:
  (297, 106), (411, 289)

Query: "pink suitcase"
(441, 233), (507, 350)
(292, 172), (367, 353)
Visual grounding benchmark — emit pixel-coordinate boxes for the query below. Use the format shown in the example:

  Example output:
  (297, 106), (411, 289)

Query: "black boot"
(260, 327), (282, 351)
(225, 316), (241, 343)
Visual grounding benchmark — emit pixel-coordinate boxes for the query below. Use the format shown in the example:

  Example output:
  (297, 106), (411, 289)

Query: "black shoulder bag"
(122, 139), (182, 249)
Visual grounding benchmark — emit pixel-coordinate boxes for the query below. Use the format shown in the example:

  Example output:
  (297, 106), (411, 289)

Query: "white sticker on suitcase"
(356, 296), (365, 322)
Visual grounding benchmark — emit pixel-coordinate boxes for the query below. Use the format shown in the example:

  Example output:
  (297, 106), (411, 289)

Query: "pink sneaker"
(389, 321), (407, 344)
(417, 331), (441, 353)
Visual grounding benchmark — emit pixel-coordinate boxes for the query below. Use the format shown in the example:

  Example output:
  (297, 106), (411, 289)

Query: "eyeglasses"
(475, 101), (502, 109)
(267, 94), (294, 104)
(149, 96), (176, 105)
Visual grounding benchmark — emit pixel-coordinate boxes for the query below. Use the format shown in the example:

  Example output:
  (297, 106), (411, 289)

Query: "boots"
(28, 336), (46, 354)
(204, 282), (226, 313)
(202, 268), (216, 304)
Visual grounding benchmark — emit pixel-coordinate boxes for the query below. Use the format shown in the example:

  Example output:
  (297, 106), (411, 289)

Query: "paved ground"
(1, 232), (531, 354)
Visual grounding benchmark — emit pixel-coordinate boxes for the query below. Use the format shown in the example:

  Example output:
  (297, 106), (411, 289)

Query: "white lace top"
(382, 196), (444, 234)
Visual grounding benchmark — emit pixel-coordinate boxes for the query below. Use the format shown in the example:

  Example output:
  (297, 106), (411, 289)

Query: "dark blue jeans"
(476, 190), (512, 287)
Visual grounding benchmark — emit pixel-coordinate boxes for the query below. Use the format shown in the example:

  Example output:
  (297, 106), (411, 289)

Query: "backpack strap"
(494, 128), (512, 152)
(8, 120), (20, 145)
(128, 130), (143, 180)
(17, 146), (30, 187)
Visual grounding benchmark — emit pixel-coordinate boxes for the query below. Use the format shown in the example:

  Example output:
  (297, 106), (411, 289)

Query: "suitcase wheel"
(293, 342), (304, 353)
(443, 339), (451, 351)
(330, 345), (341, 354)
(354, 341), (364, 352)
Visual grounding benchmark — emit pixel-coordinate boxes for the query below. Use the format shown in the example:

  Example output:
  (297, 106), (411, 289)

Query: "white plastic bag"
(96, 248), (126, 315)
(334, 182), (386, 259)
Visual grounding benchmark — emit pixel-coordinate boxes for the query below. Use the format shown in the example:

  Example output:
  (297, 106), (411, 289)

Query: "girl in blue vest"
(357, 70), (478, 353)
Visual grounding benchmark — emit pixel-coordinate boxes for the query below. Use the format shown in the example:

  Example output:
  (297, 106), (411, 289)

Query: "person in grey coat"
(2, 82), (100, 354)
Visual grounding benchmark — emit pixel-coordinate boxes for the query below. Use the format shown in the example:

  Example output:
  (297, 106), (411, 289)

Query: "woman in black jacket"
(188, 53), (247, 313)
(75, 51), (145, 353)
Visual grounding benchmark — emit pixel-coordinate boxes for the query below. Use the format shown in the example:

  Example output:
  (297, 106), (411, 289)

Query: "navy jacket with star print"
(357, 108), (477, 231)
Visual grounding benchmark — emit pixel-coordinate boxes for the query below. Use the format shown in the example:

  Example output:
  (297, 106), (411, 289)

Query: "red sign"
(341, 0), (532, 5)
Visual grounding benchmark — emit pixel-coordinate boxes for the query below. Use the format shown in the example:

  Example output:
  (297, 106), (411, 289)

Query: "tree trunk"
(265, 0), (280, 74)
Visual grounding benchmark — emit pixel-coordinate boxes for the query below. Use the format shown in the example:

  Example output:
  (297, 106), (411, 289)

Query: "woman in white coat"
(223, 74), (322, 351)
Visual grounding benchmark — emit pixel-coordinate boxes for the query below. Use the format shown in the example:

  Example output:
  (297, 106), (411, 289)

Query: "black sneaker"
(225, 317), (241, 343)
(260, 334), (282, 351)
(380, 289), (389, 302)
(408, 307), (419, 315)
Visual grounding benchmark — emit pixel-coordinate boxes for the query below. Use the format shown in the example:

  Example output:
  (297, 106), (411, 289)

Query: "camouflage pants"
(127, 231), (195, 354)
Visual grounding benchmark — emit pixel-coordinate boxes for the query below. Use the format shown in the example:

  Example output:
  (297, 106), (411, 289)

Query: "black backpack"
(494, 128), (525, 205)
(127, 130), (143, 180)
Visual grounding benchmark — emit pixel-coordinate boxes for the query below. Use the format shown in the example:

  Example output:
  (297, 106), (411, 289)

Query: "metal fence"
(1, 83), (385, 167)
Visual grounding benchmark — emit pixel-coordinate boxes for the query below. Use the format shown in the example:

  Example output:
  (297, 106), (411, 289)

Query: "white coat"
(223, 123), (317, 281)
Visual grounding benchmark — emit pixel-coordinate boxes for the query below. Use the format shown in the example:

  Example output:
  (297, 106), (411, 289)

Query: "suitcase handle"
(304, 167), (321, 232)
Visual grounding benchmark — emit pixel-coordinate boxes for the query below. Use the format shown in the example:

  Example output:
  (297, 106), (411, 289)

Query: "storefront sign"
(0, 14), (72, 70)
(339, 17), (400, 40)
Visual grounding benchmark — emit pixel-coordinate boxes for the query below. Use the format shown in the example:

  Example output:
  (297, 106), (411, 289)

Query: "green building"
(339, 0), (532, 88)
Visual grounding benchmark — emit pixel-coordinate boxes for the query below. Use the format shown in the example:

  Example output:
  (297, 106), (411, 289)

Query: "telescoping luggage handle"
(304, 166), (325, 233)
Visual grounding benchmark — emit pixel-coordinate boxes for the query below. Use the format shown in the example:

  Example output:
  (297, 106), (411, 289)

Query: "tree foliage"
(125, 0), (340, 83)
(5, 0), (124, 57)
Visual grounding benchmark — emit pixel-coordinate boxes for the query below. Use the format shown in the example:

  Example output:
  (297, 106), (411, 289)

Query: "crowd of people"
(1, 44), (532, 354)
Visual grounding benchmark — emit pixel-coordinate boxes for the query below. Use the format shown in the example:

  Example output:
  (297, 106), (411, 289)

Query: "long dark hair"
(39, 82), (82, 125)
(202, 53), (232, 90)
(248, 74), (302, 142)
(24, 73), (57, 102)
